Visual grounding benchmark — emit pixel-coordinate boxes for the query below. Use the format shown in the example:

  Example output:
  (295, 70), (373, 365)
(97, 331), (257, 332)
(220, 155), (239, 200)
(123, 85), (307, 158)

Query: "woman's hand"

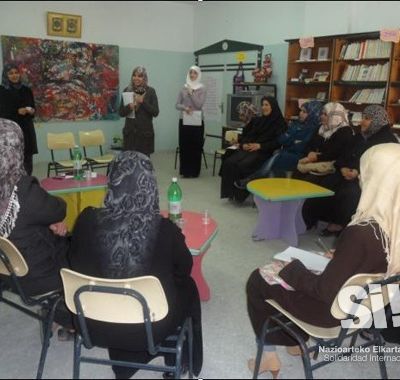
(135, 94), (144, 105)
(341, 167), (358, 180)
(299, 157), (310, 164)
(26, 107), (35, 115)
(18, 107), (28, 115)
(128, 102), (135, 110)
(185, 106), (193, 115)
(307, 152), (319, 162)
(324, 249), (335, 259)
(247, 143), (261, 152)
(49, 222), (68, 237)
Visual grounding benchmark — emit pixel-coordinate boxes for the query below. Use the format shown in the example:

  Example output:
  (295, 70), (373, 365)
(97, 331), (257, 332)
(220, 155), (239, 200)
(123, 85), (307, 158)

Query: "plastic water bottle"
(168, 177), (182, 222)
(73, 145), (83, 180)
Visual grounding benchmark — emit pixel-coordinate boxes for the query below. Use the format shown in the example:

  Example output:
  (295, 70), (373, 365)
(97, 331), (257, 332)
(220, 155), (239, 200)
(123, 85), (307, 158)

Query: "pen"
(316, 238), (330, 255)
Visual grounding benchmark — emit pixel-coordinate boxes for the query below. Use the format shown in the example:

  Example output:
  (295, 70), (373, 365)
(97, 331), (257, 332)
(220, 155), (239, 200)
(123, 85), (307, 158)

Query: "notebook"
(273, 246), (331, 273)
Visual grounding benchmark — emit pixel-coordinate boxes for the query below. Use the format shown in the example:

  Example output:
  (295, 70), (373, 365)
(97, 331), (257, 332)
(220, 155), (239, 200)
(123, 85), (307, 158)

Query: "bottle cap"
(172, 177), (178, 182)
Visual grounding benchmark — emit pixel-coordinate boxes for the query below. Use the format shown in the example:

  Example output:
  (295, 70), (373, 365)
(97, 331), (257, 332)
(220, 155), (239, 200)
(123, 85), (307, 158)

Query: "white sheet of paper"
(122, 92), (135, 119)
(227, 145), (239, 150)
(274, 247), (330, 273)
(183, 110), (202, 126)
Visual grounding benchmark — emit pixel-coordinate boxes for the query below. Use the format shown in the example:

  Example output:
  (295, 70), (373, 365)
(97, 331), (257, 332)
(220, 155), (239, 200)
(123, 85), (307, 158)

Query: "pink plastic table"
(161, 211), (218, 302)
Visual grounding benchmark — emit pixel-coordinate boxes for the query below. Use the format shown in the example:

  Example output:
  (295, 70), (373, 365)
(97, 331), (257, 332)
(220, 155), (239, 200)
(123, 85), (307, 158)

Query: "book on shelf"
(340, 39), (391, 60)
(316, 91), (327, 100)
(349, 88), (385, 104)
(341, 63), (389, 81)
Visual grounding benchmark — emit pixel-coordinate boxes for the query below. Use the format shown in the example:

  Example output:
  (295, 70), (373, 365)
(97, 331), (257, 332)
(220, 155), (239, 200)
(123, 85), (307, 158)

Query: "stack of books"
(341, 63), (389, 81)
(348, 88), (386, 104)
(339, 39), (392, 60)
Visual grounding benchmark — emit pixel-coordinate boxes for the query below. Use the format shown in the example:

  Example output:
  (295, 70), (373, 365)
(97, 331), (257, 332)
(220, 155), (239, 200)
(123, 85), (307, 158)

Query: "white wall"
(0, 1), (194, 51)
(193, 1), (304, 50)
(303, 1), (400, 36)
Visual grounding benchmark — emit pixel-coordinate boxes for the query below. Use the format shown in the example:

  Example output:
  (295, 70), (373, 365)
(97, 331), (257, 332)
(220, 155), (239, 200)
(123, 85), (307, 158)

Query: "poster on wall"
(1, 35), (119, 122)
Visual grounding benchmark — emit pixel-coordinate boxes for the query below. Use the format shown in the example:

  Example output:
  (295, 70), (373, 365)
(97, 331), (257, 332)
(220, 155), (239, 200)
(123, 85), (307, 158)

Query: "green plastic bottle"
(73, 145), (83, 180)
(168, 177), (182, 222)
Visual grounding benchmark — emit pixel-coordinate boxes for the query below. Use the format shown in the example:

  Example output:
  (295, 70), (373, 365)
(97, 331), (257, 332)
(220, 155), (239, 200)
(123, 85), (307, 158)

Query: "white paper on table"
(122, 92), (135, 119)
(226, 145), (239, 150)
(183, 110), (202, 126)
(274, 246), (331, 273)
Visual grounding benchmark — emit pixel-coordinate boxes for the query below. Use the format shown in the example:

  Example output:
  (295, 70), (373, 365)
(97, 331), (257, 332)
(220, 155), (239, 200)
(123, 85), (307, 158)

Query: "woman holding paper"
(245, 143), (399, 378)
(119, 66), (159, 156)
(176, 66), (207, 178)
(0, 64), (38, 175)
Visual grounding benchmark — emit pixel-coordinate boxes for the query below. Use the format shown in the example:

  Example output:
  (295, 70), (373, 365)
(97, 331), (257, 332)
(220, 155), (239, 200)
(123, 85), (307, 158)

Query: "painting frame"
(47, 12), (82, 38)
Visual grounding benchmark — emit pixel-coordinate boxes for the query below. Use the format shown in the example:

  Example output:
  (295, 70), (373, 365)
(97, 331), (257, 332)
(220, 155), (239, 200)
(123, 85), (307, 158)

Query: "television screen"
(226, 94), (264, 127)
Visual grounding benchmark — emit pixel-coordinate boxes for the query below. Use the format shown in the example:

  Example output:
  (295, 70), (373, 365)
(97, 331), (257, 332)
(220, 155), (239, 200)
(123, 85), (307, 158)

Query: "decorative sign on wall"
(1, 35), (119, 122)
(47, 12), (82, 39)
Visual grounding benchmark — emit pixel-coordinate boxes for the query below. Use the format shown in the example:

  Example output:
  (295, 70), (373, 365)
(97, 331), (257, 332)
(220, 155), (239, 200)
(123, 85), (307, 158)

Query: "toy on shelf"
(252, 54), (273, 83)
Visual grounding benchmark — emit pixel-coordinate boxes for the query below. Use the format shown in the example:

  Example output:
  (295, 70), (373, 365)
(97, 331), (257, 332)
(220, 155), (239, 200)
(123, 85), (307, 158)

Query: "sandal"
(57, 328), (75, 342)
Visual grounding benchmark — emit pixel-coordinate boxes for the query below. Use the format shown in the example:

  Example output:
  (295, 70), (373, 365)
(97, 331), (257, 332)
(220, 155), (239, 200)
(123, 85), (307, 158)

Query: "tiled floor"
(0, 151), (398, 379)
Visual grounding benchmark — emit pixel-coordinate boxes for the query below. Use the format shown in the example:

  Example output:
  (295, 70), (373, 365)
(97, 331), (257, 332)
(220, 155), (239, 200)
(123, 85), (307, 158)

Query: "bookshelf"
(285, 37), (334, 120)
(285, 31), (399, 130)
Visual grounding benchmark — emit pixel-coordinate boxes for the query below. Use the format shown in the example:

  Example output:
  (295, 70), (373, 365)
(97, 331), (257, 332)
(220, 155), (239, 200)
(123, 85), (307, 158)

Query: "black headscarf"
(1, 63), (22, 90)
(258, 96), (287, 131)
(97, 151), (161, 278)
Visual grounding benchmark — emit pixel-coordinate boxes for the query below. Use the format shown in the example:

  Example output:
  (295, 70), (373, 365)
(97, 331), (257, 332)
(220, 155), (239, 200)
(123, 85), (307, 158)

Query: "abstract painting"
(1, 35), (119, 121)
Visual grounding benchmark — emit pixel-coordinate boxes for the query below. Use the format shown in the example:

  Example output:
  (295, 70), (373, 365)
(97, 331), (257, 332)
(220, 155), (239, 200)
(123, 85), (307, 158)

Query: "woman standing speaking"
(119, 66), (159, 156)
(0, 64), (38, 175)
(176, 66), (206, 178)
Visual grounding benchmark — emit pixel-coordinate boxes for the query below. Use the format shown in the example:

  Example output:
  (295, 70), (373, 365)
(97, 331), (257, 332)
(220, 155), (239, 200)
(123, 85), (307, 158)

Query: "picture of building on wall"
(1, 35), (119, 122)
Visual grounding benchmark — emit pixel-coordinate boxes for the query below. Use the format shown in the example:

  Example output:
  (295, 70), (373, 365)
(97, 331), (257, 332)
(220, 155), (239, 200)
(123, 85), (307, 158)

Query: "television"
(226, 93), (266, 127)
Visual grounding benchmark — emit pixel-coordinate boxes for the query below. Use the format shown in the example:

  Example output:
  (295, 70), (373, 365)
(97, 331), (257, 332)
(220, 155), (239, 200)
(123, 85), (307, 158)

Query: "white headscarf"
(318, 102), (349, 140)
(349, 143), (400, 277)
(185, 66), (204, 90)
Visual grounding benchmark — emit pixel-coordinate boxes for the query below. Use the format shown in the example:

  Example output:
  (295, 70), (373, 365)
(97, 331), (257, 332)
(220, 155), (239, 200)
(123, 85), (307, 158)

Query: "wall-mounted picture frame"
(299, 47), (312, 61)
(47, 12), (82, 38)
(317, 47), (329, 60)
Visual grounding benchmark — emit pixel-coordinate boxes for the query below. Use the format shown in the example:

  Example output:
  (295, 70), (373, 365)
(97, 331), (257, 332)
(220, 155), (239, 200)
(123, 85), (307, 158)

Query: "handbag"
(297, 160), (336, 175)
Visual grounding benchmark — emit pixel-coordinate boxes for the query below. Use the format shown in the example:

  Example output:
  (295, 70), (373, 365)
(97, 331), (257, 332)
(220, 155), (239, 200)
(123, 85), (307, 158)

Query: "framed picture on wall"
(47, 12), (82, 38)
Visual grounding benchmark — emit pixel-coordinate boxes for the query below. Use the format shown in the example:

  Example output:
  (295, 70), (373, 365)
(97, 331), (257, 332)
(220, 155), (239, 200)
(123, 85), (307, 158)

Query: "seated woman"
(303, 105), (398, 235)
(246, 143), (400, 378)
(235, 100), (322, 189)
(220, 96), (286, 202)
(0, 118), (70, 297)
(294, 102), (354, 188)
(69, 151), (203, 379)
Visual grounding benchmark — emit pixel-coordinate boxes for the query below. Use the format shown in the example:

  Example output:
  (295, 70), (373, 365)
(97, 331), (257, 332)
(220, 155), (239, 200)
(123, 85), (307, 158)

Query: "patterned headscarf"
(318, 102), (349, 140)
(236, 101), (258, 124)
(302, 100), (323, 129)
(1, 63), (22, 90)
(185, 65), (204, 90)
(0, 119), (26, 238)
(127, 66), (148, 95)
(361, 105), (390, 139)
(97, 151), (161, 278)
(349, 143), (400, 277)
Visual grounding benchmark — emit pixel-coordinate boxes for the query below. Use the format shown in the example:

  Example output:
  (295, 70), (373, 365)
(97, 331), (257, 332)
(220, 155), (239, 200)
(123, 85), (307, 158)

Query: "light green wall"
(26, 47), (193, 164)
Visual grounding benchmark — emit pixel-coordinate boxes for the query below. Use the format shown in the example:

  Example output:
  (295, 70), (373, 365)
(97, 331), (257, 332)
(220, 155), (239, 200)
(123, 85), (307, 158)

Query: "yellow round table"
(41, 175), (108, 231)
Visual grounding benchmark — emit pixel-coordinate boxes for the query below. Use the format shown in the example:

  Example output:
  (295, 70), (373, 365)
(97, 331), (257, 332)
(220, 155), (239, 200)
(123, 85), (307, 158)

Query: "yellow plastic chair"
(79, 130), (114, 174)
(60, 268), (193, 379)
(252, 272), (400, 379)
(47, 132), (87, 177)
(212, 130), (239, 176)
(0, 237), (63, 379)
